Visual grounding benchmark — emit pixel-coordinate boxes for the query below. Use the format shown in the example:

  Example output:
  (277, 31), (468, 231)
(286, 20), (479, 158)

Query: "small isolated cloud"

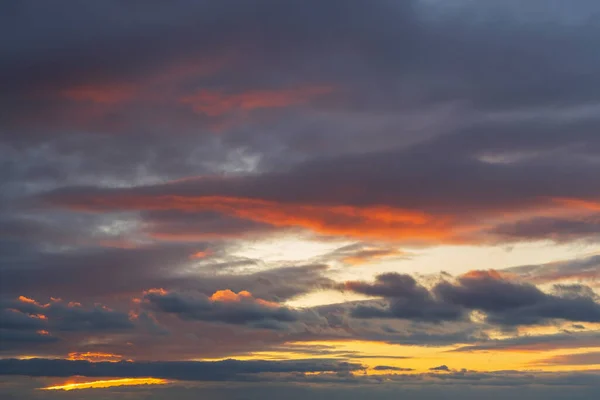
(429, 365), (450, 372)
(373, 365), (414, 372)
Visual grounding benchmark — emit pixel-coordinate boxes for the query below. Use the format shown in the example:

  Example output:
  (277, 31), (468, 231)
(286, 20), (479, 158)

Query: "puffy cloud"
(345, 274), (464, 323)
(435, 271), (600, 326)
(143, 289), (300, 329)
(1, 296), (133, 333)
(344, 271), (600, 326)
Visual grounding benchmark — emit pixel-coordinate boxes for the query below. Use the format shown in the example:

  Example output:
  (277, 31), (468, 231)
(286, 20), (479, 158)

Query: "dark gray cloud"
(40, 141), (600, 217)
(434, 272), (600, 326)
(0, 238), (333, 301)
(373, 365), (414, 372)
(346, 274), (464, 323)
(490, 215), (600, 243)
(0, 358), (362, 381)
(452, 331), (600, 353)
(143, 289), (299, 329)
(1, 297), (133, 333)
(2, 0), (599, 198)
(1, 0), (600, 390)
(503, 254), (600, 284)
(344, 271), (600, 326)
(0, 297), (135, 353)
(5, 372), (600, 400)
(535, 351), (600, 366)
(429, 365), (450, 372)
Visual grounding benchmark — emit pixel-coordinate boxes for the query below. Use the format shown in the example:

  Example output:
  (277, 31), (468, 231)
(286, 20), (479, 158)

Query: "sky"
(1, 1), (600, 399)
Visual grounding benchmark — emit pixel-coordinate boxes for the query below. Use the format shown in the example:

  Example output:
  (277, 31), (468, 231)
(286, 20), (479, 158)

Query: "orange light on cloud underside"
(67, 352), (124, 362)
(553, 197), (600, 211)
(180, 85), (334, 116)
(144, 288), (168, 296)
(460, 269), (509, 280)
(41, 378), (169, 391)
(342, 248), (404, 266)
(57, 194), (458, 242)
(189, 250), (210, 259)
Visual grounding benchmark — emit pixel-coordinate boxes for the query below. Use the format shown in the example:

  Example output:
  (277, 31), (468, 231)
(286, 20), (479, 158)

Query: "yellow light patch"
(41, 377), (169, 391)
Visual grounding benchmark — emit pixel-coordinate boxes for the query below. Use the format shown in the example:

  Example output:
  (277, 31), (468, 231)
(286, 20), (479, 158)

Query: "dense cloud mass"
(1, 0), (600, 399)
(345, 271), (600, 326)
(0, 358), (362, 381)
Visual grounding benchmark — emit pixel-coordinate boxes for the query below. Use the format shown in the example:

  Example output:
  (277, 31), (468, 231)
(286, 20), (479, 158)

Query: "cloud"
(345, 273), (464, 323)
(534, 351), (600, 366)
(490, 215), (600, 243)
(434, 271), (600, 326)
(180, 86), (333, 116)
(320, 243), (406, 266)
(37, 133), (600, 244)
(503, 254), (600, 284)
(0, 358), (362, 381)
(0, 238), (333, 302)
(344, 271), (600, 326)
(42, 192), (455, 243)
(1, 296), (133, 334)
(373, 365), (414, 372)
(0, 296), (136, 353)
(429, 365), (450, 372)
(143, 288), (301, 329)
(452, 331), (600, 353)
(1, 1), (600, 391)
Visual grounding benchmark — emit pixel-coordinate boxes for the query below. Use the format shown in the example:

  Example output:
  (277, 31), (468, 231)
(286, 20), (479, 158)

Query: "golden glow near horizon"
(41, 377), (170, 391)
(226, 339), (600, 373)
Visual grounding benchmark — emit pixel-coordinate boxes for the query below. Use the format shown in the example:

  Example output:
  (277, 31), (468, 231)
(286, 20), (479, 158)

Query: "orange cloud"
(36, 330), (50, 336)
(18, 296), (38, 304)
(57, 194), (458, 242)
(189, 250), (211, 259)
(553, 198), (600, 212)
(210, 289), (252, 302)
(18, 296), (50, 308)
(144, 288), (168, 296)
(180, 85), (334, 116)
(210, 289), (278, 308)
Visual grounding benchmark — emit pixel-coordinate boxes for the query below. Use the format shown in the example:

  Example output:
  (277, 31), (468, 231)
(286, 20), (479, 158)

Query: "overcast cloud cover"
(1, 1), (600, 399)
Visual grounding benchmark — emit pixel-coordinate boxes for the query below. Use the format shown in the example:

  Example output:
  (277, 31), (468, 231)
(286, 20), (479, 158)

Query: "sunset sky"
(1, 1), (600, 399)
